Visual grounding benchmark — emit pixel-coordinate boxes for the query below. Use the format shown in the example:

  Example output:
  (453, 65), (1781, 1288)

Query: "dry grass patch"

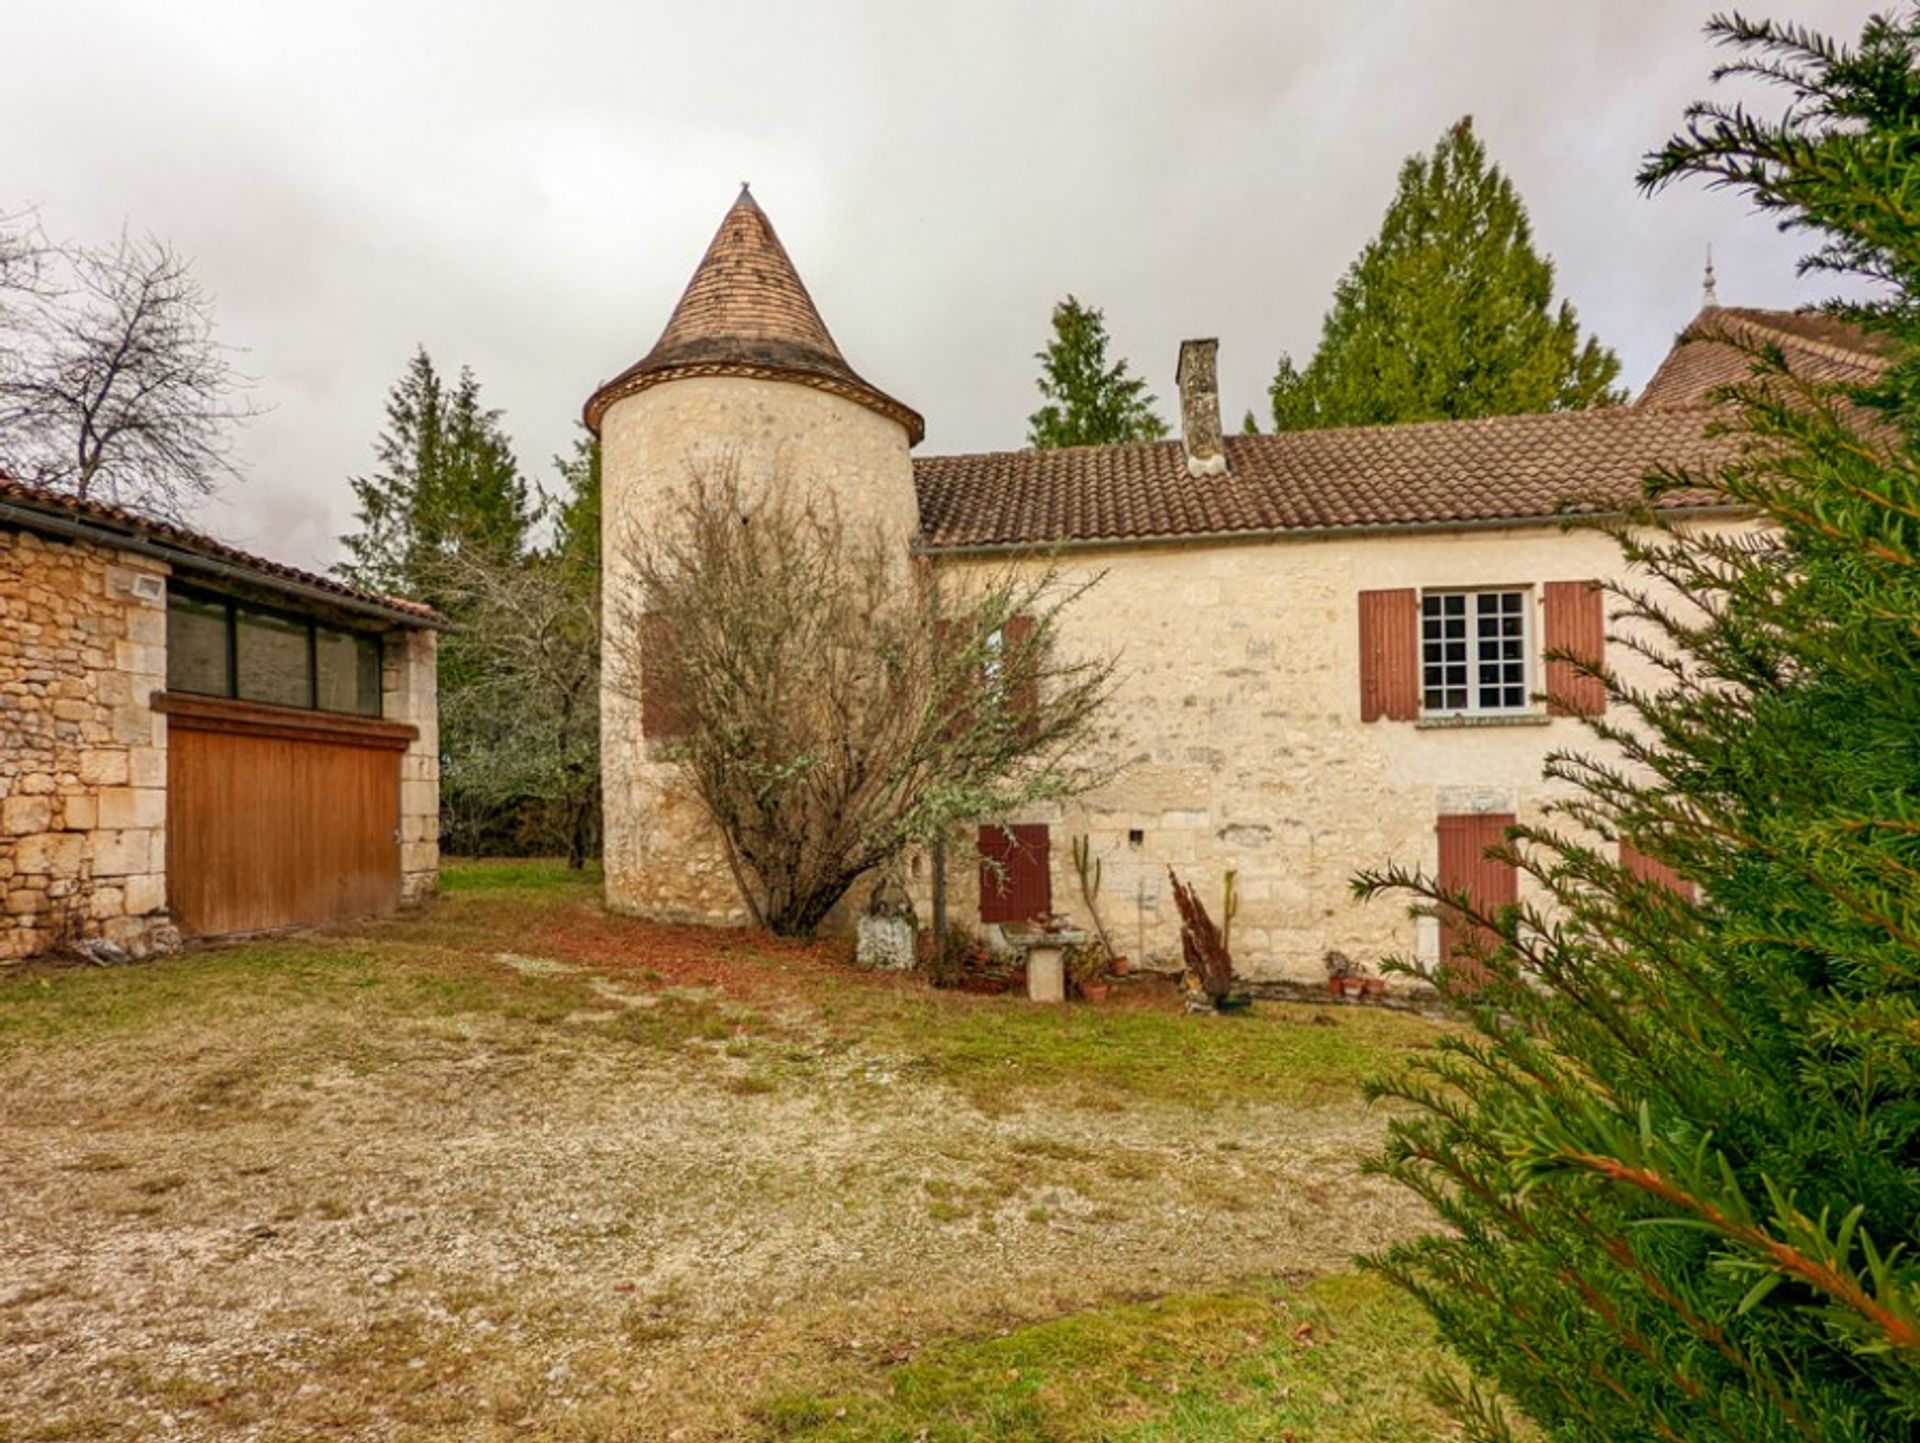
(0, 859), (1450, 1441)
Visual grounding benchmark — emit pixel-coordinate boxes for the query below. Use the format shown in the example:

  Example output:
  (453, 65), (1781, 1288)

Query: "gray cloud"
(3, 0), (1882, 571)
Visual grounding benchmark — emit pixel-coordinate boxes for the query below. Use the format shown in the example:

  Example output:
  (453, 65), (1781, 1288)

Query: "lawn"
(0, 860), (1457, 1442)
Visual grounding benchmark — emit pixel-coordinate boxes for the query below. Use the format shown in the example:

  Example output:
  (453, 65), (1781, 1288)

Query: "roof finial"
(1702, 244), (1719, 311)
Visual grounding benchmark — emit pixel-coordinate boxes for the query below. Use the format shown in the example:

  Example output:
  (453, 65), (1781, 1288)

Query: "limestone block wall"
(600, 374), (920, 924)
(0, 529), (173, 963)
(383, 627), (441, 905)
(923, 522), (1708, 983)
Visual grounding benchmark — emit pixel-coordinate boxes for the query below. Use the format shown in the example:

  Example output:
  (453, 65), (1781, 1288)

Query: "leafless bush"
(610, 460), (1116, 936)
(430, 547), (601, 868)
(0, 221), (257, 518)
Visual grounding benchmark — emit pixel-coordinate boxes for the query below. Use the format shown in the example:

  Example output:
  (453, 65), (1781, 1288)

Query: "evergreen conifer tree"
(1356, 14), (1920, 1440)
(1271, 117), (1621, 431)
(338, 348), (530, 597)
(1027, 295), (1167, 448)
(548, 427), (600, 589)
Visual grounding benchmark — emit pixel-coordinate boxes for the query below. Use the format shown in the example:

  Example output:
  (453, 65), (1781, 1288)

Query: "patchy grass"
(758, 1271), (1456, 1442)
(437, 858), (604, 895)
(824, 985), (1437, 1113)
(0, 858), (1454, 1442)
(0, 934), (595, 1054)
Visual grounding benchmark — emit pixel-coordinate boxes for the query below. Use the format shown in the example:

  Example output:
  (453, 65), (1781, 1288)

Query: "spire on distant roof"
(583, 188), (923, 442)
(1702, 245), (1719, 310)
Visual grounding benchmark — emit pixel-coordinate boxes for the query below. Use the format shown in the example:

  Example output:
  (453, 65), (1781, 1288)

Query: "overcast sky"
(5, 1), (1884, 572)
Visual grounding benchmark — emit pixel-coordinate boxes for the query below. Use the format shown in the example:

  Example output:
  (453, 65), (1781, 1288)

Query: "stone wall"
(0, 528), (174, 963)
(383, 627), (441, 906)
(922, 521), (1719, 983)
(599, 373), (921, 924)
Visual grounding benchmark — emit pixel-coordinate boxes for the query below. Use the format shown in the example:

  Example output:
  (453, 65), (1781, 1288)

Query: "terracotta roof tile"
(913, 406), (1734, 551)
(584, 188), (923, 443)
(1638, 306), (1890, 408)
(0, 478), (444, 626)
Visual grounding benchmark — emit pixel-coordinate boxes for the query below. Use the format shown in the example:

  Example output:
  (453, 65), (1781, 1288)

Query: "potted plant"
(1066, 941), (1111, 1002)
(1324, 949), (1362, 998)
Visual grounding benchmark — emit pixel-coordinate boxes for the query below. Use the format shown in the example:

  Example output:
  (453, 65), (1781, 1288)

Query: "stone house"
(588, 189), (1884, 981)
(0, 481), (442, 965)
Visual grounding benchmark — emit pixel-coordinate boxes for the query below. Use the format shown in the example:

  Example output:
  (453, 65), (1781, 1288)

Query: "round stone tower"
(585, 186), (924, 924)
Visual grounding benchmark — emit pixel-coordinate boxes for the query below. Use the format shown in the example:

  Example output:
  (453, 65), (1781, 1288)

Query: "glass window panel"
(315, 628), (382, 716)
(166, 594), (230, 697)
(357, 634), (382, 713)
(1421, 588), (1530, 715)
(235, 607), (311, 709)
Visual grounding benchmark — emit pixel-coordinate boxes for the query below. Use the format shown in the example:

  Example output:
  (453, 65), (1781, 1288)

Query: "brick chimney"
(1176, 339), (1228, 477)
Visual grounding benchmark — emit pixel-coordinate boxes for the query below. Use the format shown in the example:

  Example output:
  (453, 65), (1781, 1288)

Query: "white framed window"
(1421, 589), (1530, 715)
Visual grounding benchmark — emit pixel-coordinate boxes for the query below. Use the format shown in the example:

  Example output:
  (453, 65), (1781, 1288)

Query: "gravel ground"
(0, 940), (1432, 1441)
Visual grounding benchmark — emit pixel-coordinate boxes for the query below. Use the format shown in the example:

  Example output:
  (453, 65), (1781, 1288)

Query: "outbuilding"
(0, 480), (442, 964)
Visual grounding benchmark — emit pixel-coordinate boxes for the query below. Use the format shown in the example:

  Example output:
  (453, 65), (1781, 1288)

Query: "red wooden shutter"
(1359, 589), (1419, 722)
(640, 612), (686, 739)
(978, 824), (1051, 925)
(1435, 813), (1517, 978)
(1004, 613), (1038, 739)
(1621, 841), (1696, 902)
(1543, 581), (1607, 718)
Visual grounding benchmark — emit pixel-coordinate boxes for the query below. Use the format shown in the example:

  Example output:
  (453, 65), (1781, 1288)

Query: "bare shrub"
(610, 461), (1116, 936)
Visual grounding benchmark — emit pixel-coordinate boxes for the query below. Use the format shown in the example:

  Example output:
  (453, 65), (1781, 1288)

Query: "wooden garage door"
(160, 695), (416, 938)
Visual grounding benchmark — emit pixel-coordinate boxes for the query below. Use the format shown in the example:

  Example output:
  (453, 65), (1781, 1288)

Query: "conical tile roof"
(584, 187), (923, 443)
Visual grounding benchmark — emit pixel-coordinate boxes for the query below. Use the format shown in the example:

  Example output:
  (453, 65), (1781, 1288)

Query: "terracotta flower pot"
(1109, 958), (1131, 977)
(1079, 981), (1111, 1003)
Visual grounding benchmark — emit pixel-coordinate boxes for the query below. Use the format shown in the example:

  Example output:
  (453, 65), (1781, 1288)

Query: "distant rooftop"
(1637, 305), (1891, 409)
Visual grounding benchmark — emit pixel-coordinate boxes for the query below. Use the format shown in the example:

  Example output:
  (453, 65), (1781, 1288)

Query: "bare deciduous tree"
(611, 462), (1116, 937)
(431, 546), (601, 868)
(0, 224), (256, 518)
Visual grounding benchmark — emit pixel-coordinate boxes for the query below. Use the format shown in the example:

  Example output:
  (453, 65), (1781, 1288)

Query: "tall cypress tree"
(1027, 295), (1167, 448)
(1357, 14), (1920, 1440)
(1271, 117), (1622, 431)
(548, 426), (601, 590)
(338, 347), (531, 598)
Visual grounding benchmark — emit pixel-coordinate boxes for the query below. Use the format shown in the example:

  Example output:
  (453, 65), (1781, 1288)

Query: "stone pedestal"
(1026, 944), (1065, 1004)
(856, 913), (917, 970)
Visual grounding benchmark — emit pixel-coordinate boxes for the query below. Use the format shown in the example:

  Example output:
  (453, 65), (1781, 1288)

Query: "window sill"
(1415, 711), (1553, 731)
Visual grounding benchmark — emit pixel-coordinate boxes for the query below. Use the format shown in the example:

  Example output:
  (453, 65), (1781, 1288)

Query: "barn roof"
(0, 478), (445, 629)
(583, 186), (924, 443)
